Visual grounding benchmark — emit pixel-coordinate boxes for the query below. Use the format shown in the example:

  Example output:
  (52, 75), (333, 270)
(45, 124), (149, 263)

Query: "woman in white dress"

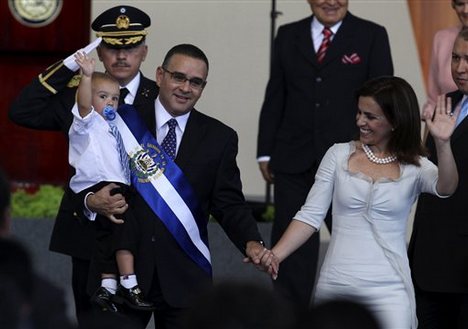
(261, 76), (460, 329)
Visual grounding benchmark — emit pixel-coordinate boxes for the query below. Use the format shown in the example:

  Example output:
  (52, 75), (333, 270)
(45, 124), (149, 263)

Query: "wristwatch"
(244, 240), (266, 255)
(247, 240), (265, 248)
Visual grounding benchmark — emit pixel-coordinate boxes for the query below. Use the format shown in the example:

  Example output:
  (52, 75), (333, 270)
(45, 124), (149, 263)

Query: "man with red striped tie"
(257, 0), (393, 310)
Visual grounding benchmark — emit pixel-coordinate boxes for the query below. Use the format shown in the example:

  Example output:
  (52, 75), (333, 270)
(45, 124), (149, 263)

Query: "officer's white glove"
(63, 37), (102, 71)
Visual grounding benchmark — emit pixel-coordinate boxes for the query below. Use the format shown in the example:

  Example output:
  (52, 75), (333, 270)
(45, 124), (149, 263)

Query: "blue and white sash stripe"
(114, 104), (211, 275)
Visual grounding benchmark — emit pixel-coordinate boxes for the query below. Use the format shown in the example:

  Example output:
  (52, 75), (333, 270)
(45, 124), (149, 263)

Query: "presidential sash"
(113, 104), (212, 275)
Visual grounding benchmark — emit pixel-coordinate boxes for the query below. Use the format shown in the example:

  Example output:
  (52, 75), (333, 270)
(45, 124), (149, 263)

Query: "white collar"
(155, 97), (190, 132)
(120, 72), (141, 101)
(311, 17), (342, 39)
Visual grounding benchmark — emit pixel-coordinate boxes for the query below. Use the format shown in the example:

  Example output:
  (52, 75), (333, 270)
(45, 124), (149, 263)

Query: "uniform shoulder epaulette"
(67, 75), (81, 88)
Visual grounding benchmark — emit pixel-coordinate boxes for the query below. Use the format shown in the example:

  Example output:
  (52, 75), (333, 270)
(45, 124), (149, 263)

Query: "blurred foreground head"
(183, 281), (296, 329)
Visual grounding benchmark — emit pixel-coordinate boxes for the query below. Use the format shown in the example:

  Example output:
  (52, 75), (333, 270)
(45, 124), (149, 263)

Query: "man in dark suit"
(257, 0), (393, 308)
(409, 28), (468, 329)
(8, 5), (158, 326)
(85, 44), (268, 329)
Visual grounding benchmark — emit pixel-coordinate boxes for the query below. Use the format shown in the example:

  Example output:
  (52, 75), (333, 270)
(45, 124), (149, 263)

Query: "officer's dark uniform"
(8, 5), (158, 327)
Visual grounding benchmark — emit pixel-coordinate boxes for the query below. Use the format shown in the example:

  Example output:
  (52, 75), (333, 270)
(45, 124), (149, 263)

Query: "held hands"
(86, 183), (128, 224)
(74, 51), (95, 78)
(243, 241), (280, 280)
(424, 95), (460, 143)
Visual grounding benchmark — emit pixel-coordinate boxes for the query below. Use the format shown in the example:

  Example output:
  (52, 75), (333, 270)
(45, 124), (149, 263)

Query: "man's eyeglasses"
(162, 67), (207, 90)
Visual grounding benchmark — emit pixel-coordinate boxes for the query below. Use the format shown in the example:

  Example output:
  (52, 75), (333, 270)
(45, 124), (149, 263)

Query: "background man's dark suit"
(257, 12), (393, 307)
(8, 61), (158, 322)
(409, 90), (468, 328)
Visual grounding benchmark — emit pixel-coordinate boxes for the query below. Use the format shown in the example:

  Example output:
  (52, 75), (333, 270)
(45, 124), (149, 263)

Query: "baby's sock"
(120, 274), (138, 289)
(101, 278), (117, 294)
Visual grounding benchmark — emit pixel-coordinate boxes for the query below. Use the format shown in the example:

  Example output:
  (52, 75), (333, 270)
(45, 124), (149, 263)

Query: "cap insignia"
(116, 15), (130, 29)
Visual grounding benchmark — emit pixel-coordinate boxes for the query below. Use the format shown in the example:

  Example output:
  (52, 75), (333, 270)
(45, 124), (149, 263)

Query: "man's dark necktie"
(161, 118), (177, 160)
(317, 27), (333, 63)
(118, 87), (130, 106)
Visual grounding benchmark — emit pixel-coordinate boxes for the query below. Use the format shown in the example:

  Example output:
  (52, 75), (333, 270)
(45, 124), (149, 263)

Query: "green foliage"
(261, 204), (275, 222)
(11, 185), (64, 219)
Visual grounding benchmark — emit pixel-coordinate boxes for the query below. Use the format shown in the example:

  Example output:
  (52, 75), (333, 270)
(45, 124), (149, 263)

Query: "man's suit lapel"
(450, 90), (468, 142)
(175, 109), (207, 168)
(133, 74), (158, 136)
(295, 13), (357, 68)
(320, 13), (355, 66)
(294, 16), (316, 67)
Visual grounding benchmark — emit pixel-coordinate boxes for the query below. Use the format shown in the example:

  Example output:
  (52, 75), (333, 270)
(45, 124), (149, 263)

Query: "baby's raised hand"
(74, 51), (95, 78)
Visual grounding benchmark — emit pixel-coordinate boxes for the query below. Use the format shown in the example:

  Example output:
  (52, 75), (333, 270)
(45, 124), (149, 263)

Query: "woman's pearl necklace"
(362, 144), (397, 165)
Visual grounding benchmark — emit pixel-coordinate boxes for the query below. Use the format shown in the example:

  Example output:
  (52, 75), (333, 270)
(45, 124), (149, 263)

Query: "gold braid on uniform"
(38, 61), (65, 94)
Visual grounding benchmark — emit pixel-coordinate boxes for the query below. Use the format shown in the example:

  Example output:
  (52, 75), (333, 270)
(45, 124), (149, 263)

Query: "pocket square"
(341, 53), (361, 64)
